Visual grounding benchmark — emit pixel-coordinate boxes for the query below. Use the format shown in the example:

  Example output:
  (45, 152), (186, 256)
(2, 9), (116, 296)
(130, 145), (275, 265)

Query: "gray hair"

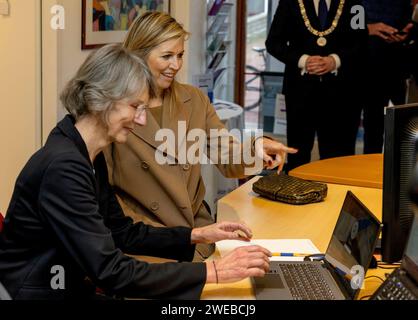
(60, 44), (154, 120)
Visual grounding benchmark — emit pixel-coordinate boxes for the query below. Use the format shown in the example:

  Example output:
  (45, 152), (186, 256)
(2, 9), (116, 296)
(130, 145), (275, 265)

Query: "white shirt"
(298, 0), (341, 75)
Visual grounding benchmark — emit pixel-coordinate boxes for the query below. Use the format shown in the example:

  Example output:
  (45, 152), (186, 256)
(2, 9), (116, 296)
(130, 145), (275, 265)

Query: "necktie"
(318, 0), (328, 30)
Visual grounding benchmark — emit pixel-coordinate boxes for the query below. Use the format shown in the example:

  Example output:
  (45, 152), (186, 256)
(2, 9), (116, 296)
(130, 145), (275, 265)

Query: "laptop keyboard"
(372, 269), (417, 300)
(272, 263), (336, 300)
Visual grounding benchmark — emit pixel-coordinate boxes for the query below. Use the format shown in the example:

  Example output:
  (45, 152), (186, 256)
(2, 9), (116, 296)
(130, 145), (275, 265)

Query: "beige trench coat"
(105, 82), (257, 261)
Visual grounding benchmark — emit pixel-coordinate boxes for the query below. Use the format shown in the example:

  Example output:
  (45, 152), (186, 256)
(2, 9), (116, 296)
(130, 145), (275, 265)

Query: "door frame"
(234, 0), (246, 106)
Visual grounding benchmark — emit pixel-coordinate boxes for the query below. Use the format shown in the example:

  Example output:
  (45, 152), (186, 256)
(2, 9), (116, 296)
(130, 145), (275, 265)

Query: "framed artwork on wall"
(82, 0), (171, 50)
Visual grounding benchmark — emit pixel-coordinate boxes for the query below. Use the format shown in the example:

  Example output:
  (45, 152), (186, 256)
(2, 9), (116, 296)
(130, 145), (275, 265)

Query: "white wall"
(42, 0), (91, 138)
(0, 0), (42, 214)
(0, 0), (207, 214)
(57, 0), (91, 119)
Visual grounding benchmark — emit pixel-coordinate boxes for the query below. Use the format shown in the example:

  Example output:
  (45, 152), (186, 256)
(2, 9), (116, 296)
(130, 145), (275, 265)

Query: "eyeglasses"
(135, 104), (150, 115)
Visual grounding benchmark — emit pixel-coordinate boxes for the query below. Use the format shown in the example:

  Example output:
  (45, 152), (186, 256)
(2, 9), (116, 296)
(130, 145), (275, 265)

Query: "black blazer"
(266, 0), (368, 95)
(0, 115), (206, 300)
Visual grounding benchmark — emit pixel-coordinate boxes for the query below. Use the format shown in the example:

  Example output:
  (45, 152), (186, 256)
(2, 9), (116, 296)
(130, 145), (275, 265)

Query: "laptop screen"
(403, 212), (418, 284)
(324, 191), (382, 299)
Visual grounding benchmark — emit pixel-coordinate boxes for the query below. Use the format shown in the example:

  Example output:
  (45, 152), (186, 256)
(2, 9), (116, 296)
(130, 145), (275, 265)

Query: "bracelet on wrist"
(213, 261), (219, 284)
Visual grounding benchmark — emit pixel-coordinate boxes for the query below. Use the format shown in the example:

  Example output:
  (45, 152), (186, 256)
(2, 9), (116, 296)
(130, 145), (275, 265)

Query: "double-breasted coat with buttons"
(105, 82), (255, 260)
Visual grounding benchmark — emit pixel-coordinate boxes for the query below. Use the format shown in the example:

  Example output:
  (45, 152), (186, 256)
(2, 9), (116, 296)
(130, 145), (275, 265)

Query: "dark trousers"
(285, 79), (361, 172)
(363, 40), (408, 154)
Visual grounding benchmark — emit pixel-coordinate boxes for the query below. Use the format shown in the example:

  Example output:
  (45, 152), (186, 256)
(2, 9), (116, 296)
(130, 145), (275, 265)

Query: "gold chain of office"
(297, 0), (346, 47)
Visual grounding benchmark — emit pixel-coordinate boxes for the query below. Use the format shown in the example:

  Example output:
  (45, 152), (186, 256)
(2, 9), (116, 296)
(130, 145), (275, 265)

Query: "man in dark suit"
(362, 0), (415, 154)
(266, 0), (367, 171)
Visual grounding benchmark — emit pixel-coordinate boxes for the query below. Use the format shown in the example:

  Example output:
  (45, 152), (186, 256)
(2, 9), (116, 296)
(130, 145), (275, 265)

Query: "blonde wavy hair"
(123, 11), (190, 60)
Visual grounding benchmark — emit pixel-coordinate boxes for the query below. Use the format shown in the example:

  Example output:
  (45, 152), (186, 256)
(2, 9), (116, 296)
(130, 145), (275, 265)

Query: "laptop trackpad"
(253, 274), (293, 300)
(256, 274), (286, 289)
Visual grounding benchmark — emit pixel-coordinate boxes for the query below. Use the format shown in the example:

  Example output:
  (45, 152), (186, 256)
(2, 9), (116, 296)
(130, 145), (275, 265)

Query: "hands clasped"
(306, 56), (336, 76)
(368, 22), (414, 43)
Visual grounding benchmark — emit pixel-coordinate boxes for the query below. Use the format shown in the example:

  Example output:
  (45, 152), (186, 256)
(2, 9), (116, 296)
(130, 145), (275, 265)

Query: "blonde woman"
(106, 12), (297, 261)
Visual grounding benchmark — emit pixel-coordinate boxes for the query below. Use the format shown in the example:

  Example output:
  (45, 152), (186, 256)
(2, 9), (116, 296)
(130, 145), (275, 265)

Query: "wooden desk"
(289, 154), (383, 189)
(202, 177), (387, 300)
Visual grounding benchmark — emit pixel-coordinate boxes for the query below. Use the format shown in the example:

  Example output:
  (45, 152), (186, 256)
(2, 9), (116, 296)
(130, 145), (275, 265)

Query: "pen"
(271, 253), (311, 257)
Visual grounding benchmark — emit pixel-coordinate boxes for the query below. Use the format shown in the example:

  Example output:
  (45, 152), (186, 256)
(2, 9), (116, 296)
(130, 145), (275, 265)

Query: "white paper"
(216, 239), (321, 262)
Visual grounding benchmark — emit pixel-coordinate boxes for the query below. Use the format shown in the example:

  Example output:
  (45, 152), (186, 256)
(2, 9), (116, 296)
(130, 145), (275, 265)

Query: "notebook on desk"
(253, 191), (382, 300)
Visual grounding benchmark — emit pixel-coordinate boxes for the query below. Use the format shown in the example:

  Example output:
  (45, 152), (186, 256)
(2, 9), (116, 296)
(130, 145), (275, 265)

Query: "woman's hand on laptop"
(191, 221), (253, 244)
(206, 245), (272, 284)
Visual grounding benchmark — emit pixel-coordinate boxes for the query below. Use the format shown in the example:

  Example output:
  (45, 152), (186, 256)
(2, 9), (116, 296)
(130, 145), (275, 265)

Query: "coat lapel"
(160, 83), (195, 225)
(161, 82), (192, 163)
(326, 0), (339, 29)
(131, 82), (193, 162)
(131, 109), (161, 151)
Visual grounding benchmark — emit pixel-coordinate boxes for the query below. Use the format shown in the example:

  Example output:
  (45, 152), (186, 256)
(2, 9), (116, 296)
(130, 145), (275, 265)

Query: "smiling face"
(106, 89), (149, 144)
(147, 37), (185, 94)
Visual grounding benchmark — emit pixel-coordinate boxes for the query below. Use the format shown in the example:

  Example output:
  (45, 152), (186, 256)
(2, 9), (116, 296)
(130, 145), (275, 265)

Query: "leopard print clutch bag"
(252, 174), (328, 205)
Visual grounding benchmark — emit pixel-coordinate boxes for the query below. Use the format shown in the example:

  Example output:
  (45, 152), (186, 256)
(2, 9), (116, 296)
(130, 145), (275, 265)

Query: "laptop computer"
(371, 212), (418, 300)
(253, 191), (382, 300)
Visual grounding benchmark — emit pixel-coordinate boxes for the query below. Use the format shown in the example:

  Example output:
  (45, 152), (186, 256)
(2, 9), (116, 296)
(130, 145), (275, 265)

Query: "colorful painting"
(83, 0), (170, 49)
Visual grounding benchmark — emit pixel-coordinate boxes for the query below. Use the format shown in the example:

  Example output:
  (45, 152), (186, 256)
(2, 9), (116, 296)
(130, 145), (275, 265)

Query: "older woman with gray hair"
(0, 44), (271, 300)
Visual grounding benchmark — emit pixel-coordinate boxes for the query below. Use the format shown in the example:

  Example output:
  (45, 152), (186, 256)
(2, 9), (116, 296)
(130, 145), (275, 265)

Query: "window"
(247, 0), (268, 19)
